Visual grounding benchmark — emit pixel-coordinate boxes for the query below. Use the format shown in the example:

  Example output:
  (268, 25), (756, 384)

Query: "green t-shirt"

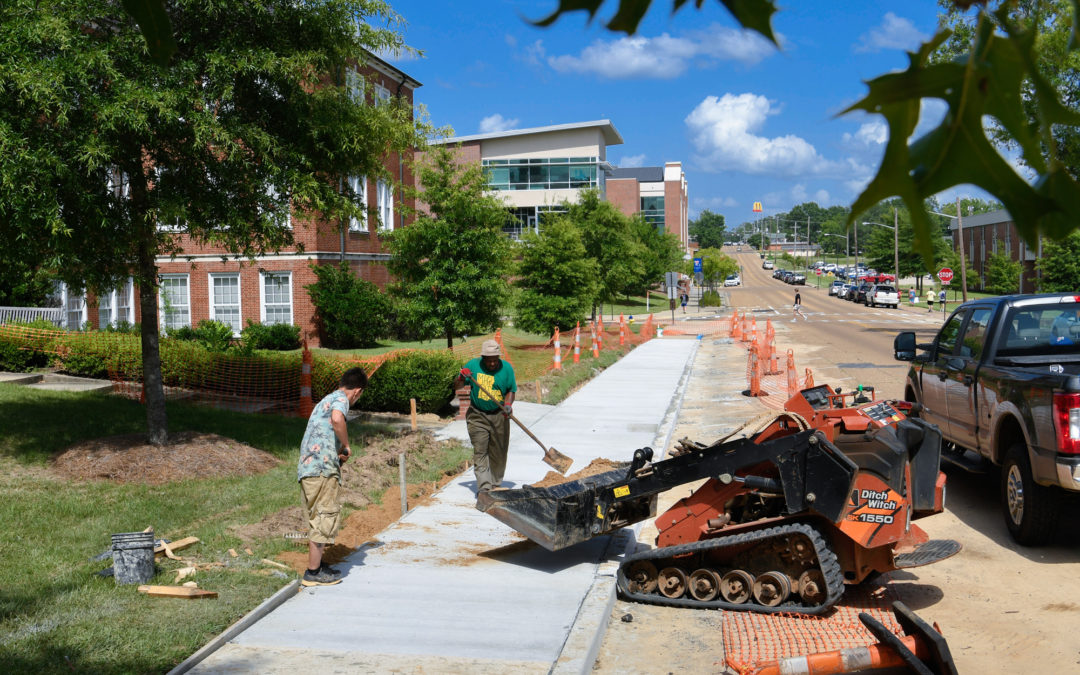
(464, 357), (516, 413)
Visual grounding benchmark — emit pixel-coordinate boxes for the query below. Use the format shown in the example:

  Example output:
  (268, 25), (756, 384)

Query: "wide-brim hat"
(480, 339), (501, 357)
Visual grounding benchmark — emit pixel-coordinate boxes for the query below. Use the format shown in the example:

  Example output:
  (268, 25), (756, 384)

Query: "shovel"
(460, 368), (573, 475)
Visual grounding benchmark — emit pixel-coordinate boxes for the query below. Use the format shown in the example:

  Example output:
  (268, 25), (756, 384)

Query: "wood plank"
(154, 536), (199, 557)
(137, 584), (218, 599)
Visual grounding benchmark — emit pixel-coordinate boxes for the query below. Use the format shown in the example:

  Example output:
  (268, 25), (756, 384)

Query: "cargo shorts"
(300, 475), (342, 544)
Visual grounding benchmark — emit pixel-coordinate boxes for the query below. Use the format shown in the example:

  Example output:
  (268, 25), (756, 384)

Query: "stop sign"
(938, 267), (954, 284)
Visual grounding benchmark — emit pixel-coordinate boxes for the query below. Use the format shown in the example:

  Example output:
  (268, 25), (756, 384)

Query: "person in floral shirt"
(297, 367), (366, 586)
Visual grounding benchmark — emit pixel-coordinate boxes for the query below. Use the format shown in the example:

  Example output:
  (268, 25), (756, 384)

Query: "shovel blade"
(543, 447), (573, 475)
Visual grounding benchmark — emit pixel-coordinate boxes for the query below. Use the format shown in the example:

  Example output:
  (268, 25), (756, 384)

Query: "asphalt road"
(594, 248), (1080, 674)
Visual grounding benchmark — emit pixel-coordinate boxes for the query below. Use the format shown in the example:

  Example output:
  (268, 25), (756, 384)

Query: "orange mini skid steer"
(478, 384), (960, 615)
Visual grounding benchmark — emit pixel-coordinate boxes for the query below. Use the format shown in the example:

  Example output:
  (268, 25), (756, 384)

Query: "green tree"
(0, 0), (424, 444)
(515, 217), (598, 334)
(569, 190), (644, 319)
(306, 262), (391, 348)
(625, 215), (683, 297)
(386, 146), (512, 348)
(697, 248), (739, 289)
(0, 264), (54, 307)
(689, 210), (726, 249)
(984, 252), (1022, 295)
(1037, 231), (1080, 291)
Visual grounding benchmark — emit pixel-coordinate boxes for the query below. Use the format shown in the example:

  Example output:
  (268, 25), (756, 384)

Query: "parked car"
(852, 282), (874, 303)
(867, 284), (899, 308)
(894, 293), (1080, 544)
(828, 280), (845, 296)
(838, 283), (856, 299)
(791, 273), (806, 285)
(724, 274), (741, 287)
(762, 260), (774, 270)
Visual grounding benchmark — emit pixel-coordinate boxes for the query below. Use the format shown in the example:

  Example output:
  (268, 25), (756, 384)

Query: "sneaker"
(302, 567), (342, 587)
(791, 318), (796, 322)
(320, 562), (340, 575)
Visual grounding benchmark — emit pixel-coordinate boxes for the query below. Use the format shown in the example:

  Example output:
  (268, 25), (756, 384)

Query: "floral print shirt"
(297, 390), (350, 482)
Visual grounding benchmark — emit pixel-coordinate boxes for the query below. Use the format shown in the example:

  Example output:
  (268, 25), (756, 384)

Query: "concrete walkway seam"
(167, 580), (300, 675)
(549, 337), (701, 675)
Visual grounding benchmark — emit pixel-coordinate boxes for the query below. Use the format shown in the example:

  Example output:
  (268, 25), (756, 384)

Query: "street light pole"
(930, 206), (969, 303)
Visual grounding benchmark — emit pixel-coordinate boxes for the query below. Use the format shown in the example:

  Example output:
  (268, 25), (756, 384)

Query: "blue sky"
(386, 0), (973, 226)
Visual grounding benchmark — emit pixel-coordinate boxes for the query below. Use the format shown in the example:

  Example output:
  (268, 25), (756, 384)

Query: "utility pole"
(955, 197), (968, 302)
(893, 207), (899, 289)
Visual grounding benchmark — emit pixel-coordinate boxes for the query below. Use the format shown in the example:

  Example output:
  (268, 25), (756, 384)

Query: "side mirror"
(894, 331), (916, 361)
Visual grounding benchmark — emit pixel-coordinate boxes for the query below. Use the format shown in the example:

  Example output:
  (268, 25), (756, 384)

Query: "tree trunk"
(129, 162), (168, 445)
(445, 324), (453, 350)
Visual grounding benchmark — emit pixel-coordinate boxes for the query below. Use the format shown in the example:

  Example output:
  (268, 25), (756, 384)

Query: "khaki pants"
(467, 407), (509, 491)
(300, 475), (341, 544)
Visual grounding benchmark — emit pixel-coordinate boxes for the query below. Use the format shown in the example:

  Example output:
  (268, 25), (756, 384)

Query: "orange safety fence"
(0, 323), (406, 416)
(723, 582), (905, 674)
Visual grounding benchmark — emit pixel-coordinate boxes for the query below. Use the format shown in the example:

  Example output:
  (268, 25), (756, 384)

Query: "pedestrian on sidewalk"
(940, 289), (947, 311)
(909, 288), (916, 306)
(297, 367), (367, 587)
(792, 290), (805, 321)
(454, 339), (517, 494)
(926, 289), (934, 313)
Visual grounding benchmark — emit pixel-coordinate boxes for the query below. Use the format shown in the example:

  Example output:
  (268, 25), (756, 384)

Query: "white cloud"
(815, 189), (831, 204)
(692, 196), (738, 210)
(479, 114), (519, 133)
(504, 34), (517, 48)
(791, 184), (808, 202)
(515, 39), (546, 67)
(685, 93), (839, 176)
(855, 13), (929, 53)
(547, 24), (773, 79)
(843, 120), (887, 149)
(618, 154), (647, 168)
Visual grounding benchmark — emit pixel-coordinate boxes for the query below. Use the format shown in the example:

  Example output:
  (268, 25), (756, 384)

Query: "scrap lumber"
(137, 585), (218, 600)
(154, 536), (199, 558)
(260, 558), (290, 571)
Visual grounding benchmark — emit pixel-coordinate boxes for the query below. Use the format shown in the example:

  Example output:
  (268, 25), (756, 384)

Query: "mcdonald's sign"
(752, 201), (763, 212)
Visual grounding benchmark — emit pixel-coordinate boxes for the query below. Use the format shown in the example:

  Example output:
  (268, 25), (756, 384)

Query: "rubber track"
(616, 522), (844, 615)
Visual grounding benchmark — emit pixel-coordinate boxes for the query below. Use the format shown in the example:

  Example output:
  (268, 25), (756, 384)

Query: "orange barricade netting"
(0, 323), (408, 416)
(659, 317), (734, 337)
(722, 582), (904, 674)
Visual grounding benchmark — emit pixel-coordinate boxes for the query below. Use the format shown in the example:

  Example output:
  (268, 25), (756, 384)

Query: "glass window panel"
(485, 167), (509, 186)
(263, 273), (292, 325)
(508, 166), (528, 185)
(99, 291), (113, 327)
(160, 275), (190, 331)
(569, 157), (593, 162)
(528, 165), (546, 184)
(548, 165), (569, 185)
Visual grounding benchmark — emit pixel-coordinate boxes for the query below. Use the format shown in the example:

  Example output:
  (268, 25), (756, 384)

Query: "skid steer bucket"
(476, 463), (656, 551)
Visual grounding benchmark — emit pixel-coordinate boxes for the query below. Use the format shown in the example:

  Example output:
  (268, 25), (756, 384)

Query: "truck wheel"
(1001, 444), (1058, 546)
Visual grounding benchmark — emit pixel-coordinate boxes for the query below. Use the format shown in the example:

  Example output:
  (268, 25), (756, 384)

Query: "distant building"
(607, 164), (689, 251)
(426, 120), (623, 239)
(56, 53), (421, 347)
(948, 209), (1037, 292)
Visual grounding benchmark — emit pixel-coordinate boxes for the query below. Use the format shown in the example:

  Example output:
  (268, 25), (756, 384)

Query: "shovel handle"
(461, 371), (548, 454)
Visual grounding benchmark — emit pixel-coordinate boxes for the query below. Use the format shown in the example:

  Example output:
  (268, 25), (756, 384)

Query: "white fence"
(0, 306), (64, 327)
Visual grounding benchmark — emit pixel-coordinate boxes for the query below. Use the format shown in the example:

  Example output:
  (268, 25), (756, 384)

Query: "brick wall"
(606, 178), (640, 218)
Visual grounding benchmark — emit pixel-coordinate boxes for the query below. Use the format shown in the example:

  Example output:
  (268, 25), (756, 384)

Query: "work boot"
(320, 562), (340, 575)
(302, 566), (343, 587)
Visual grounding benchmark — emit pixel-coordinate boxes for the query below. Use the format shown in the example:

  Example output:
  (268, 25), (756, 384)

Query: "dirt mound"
(50, 431), (280, 485)
(530, 457), (623, 488)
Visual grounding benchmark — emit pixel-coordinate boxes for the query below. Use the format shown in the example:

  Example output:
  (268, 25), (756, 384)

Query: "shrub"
(0, 336), (41, 372)
(306, 262), (391, 348)
(242, 321), (301, 351)
(359, 350), (461, 414)
(700, 290), (722, 307)
(53, 340), (108, 378)
(193, 320), (235, 353)
(102, 321), (140, 334)
(167, 325), (199, 342)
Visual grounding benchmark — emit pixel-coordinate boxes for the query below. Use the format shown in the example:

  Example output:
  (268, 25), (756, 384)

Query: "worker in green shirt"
(454, 339), (517, 493)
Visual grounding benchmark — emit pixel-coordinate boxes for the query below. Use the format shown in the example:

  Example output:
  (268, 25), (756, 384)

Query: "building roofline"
(429, 120), (624, 146)
(363, 51), (422, 89)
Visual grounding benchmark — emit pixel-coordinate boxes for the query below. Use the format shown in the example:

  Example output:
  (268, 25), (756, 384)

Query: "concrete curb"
(167, 580), (300, 675)
(549, 337), (701, 674)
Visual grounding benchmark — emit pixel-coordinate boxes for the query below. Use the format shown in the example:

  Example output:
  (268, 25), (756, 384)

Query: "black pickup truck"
(894, 293), (1080, 545)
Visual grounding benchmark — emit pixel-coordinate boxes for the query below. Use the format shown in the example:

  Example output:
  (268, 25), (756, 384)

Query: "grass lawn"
(0, 385), (467, 673)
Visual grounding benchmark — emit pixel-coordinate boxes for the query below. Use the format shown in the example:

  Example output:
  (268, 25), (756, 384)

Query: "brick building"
(948, 209), (1038, 292)
(57, 54), (420, 346)
(607, 164), (689, 251)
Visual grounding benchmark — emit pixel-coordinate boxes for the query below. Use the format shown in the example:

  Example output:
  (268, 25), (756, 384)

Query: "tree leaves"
(120, 0), (176, 66)
(534, 0), (778, 44)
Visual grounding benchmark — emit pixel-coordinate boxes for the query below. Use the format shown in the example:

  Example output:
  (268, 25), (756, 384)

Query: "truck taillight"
(1053, 393), (1080, 455)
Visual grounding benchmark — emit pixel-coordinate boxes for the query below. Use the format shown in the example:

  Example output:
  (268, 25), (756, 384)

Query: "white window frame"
(348, 175), (367, 231)
(209, 273), (242, 336)
(265, 184), (292, 229)
(98, 278), (135, 328)
(58, 283), (87, 330)
(159, 274), (191, 332)
(374, 83), (391, 106)
(259, 271), (293, 326)
(377, 179), (393, 232)
(346, 70), (365, 103)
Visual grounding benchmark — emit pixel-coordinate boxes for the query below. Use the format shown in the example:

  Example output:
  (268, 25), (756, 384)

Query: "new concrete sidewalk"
(188, 337), (700, 674)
